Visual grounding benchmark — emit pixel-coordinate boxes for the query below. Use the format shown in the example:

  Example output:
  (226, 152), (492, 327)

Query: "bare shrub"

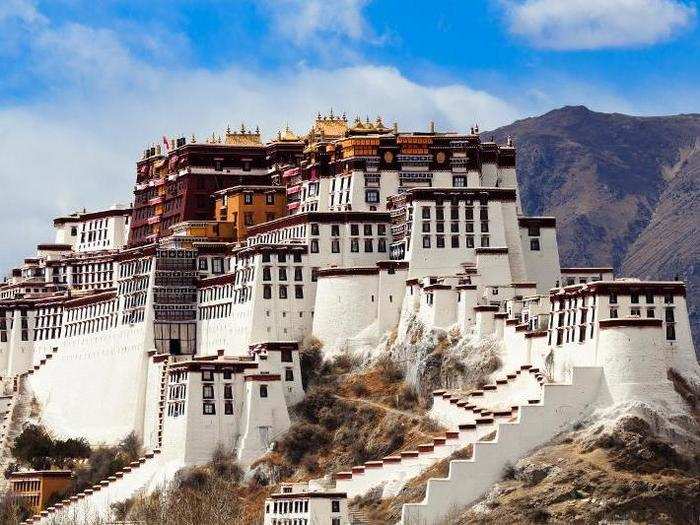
(278, 422), (331, 463)
(376, 355), (404, 383)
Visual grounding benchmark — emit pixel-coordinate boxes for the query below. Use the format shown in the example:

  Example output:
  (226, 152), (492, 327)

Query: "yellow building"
(9, 470), (72, 513)
(213, 186), (287, 241)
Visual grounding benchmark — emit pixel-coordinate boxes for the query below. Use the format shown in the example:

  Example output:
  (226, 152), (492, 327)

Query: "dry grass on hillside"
(252, 353), (442, 484)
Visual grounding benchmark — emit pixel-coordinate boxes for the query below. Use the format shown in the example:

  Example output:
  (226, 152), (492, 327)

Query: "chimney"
(429, 121), (435, 133)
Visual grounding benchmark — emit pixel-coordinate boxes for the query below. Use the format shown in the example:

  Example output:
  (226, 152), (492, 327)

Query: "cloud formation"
(505, 0), (696, 50)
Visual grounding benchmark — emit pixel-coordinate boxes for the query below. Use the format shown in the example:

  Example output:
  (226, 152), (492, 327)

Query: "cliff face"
(490, 106), (700, 353)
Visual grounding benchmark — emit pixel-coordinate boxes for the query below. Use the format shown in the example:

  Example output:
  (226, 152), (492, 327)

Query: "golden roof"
(276, 123), (301, 142)
(348, 115), (390, 134)
(309, 110), (348, 139)
(224, 124), (262, 146)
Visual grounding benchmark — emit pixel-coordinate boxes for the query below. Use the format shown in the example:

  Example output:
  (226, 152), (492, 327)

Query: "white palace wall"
(312, 271), (380, 350)
(28, 323), (152, 444)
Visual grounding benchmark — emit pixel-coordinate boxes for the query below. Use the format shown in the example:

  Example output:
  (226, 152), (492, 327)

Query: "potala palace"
(0, 113), (697, 524)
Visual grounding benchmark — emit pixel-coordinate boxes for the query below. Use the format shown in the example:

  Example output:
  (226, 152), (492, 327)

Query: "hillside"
(490, 106), (700, 350)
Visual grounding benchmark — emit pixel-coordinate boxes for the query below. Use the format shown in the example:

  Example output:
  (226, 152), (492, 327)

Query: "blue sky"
(1, 0), (699, 271)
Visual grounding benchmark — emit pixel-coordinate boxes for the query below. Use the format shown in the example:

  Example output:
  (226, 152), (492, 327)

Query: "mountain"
(490, 106), (700, 355)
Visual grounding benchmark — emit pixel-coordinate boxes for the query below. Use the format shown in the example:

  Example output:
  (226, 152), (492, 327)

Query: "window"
(331, 239), (340, 253)
(665, 308), (675, 322)
(263, 266), (271, 281)
(260, 385), (268, 398)
(609, 293), (618, 305)
(350, 239), (359, 252)
(263, 285), (272, 299)
(364, 239), (373, 252)
(203, 384), (214, 399)
(451, 235), (460, 248)
(224, 401), (233, 415)
(285, 369), (294, 381)
(212, 258), (224, 274)
(281, 349), (293, 362)
(203, 402), (215, 415)
(377, 224), (386, 235)
(223, 370), (232, 380)
(631, 293), (639, 304)
(422, 222), (431, 233)
(481, 235), (490, 247)
(528, 225), (540, 237)
(266, 193), (275, 205)
(530, 238), (540, 251)
(422, 236), (431, 248)
(465, 222), (474, 233)
(202, 370), (214, 382)
(664, 294), (674, 304)
(295, 285), (304, 299)
(262, 253), (271, 263)
(310, 239), (319, 253)
(279, 286), (288, 299)
(294, 267), (303, 281)
(244, 193), (253, 205)
(610, 308), (618, 318)
(279, 267), (287, 281)
(350, 224), (359, 236)
(331, 500), (340, 513)
(378, 238), (387, 252)
(480, 221), (489, 232)
(198, 258), (208, 271)
(666, 323), (676, 341)
(278, 253), (286, 263)
(331, 224), (340, 236)
(224, 384), (233, 399)
(436, 236), (445, 248)
(630, 307), (641, 316)
(466, 235), (474, 248)
(645, 293), (654, 304)
(365, 189), (379, 203)
(646, 308), (655, 318)
(311, 267), (319, 282)
(364, 224), (373, 236)
(453, 175), (466, 187)
(310, 223), (319, 235)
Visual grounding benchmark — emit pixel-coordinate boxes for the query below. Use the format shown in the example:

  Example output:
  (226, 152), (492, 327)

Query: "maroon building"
(129, 129), (304, 247)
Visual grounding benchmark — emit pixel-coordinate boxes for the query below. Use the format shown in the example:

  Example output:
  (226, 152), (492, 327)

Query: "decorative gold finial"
(255, 125), (260, 135)
(226, 125), (231, 134)
(191, 134), (196, 143)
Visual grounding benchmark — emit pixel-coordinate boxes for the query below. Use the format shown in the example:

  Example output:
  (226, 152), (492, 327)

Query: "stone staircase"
(327, 369), (545, 501)
(429, 365), (545, 428)
(0, 374), (34, 490)
(24, 449), (179, 524)
(155, 356), (171, 449)
(400, 367), (605, 524)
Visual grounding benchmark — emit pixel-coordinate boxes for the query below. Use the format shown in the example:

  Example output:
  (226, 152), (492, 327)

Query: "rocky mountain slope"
(490, 106), (700, 351)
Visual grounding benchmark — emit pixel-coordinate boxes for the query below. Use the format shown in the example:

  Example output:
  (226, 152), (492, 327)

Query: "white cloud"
(0, 17), (520, 274)
(0, 0), (45, 24)
(505, 0), (696, 50)
(261, 0), (372, 45)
